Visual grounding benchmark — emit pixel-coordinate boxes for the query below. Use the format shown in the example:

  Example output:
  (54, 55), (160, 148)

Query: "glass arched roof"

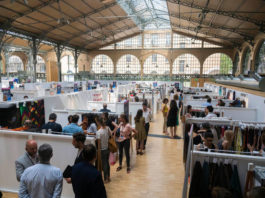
(117, 0), (170, 30)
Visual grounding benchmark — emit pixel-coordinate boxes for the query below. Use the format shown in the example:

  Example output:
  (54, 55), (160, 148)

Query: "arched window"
(173, 54), (200, 75)
(36, 55), (45, 73)
(143, 54), (170, 75)
(242, 47), (251, 75)
(116, 55), (141, 74)
(233, 52), (239, 75)
(61, 55), (75, 82)
(8, 55), (24, 73)
(255, 40), (265, 74)
(203, 53), (232, 75)
(92, 55), (114, 74)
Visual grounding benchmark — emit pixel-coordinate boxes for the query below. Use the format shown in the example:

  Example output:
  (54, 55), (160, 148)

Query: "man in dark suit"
(65, 132), (86, 184)
(71, 144), (107, 198)
(15, 140), (38, 181)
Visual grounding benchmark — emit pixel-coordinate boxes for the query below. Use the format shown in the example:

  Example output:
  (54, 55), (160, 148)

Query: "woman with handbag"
(113, 114), (137, 174)
(134, 109), (146, 155)
(96, 117), (117, 183)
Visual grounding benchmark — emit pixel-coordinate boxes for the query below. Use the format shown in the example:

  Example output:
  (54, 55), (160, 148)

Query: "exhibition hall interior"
(0, 0), (265, 197)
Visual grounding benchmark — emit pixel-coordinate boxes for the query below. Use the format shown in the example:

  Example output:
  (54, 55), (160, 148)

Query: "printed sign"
(93, 93), (102, 101)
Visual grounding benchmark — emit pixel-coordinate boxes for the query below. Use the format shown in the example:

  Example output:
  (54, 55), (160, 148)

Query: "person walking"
(167, 100), (179, 138)
(114, 114), (137, 173)
(134, 109), (146, 155)
(96, 117), (116, 183)
(162, 98), (169, 134)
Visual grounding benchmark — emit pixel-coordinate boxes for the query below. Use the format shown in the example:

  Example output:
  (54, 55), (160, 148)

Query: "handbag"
(108, 135), (118, 153)
(63, 165), (72, 178)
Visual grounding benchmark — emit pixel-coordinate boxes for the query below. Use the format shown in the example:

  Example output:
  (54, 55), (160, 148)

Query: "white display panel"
(0, 130), (95, 198)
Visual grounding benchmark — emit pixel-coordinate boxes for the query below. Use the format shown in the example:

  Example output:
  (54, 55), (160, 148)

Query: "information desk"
(0, 130), (95, 198)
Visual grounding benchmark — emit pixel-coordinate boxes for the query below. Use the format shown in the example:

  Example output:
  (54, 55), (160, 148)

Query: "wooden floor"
(3, 112), (184, 198)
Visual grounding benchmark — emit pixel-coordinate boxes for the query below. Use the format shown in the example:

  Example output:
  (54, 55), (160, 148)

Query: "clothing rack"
(182, 118), (265, 198)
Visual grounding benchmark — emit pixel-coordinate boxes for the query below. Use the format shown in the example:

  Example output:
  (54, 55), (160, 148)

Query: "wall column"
(3, 48), (9, 77)
(54, 44), (64, 82)
(28, 37), (40, 82)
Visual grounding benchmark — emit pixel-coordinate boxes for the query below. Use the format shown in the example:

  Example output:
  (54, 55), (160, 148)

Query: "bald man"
(99, 103), (111, 113)
(15, 140), (38, 181)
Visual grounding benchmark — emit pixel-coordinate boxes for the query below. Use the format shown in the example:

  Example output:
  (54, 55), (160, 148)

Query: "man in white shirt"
(205, 106), (217, 119)
(19, 144), (63, 198)
(142, 102), (152, 149)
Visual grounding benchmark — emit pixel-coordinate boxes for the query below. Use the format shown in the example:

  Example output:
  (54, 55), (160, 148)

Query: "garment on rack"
(189, 161), (203, 198)
(234, 128), (243, 152)
(200, 161), (211, 198)
(230, 165), (242, 198)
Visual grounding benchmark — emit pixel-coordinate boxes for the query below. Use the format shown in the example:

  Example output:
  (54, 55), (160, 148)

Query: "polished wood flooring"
(3, 112), (184, 198)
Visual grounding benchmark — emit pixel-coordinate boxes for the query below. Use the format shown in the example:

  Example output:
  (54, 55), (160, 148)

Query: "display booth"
(0, 130), (95, 198)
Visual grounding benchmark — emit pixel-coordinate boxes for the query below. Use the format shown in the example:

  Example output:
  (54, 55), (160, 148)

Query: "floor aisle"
(3, 112), (185, 198)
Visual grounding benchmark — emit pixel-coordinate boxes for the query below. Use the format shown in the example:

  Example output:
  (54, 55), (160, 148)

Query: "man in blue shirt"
(63, 114), (83, 134)
(202, 98), (212, 107)
(19, 144), (63, 198)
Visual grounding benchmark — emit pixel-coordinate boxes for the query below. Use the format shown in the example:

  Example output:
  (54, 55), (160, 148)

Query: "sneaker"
(127, 167), (131, 174)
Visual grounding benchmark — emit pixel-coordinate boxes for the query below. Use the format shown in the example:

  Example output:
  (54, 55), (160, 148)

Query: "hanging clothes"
(189, 161), (203, 198)
(230, 165), (242, 198)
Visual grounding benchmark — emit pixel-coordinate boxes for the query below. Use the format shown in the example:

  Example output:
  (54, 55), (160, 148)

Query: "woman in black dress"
(167, 100), (178, 138)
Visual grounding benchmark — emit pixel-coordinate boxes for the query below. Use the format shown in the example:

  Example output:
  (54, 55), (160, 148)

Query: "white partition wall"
(0, 130), (95, 198)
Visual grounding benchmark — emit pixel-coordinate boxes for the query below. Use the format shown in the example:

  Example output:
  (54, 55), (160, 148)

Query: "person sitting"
(205, 106), (217, 119)
(19, 144), (63, 198)
(99, 103), (111, 113)
(41, 113), (62, 133)
(217, 99), (225, 106)
(15, 140), (38, 181)
(185, 105), (192, 119)
(63, 114), (83, 134)
(71, 144), (107, 198)
(230, 98), (241, 107)
(196, 131), (216, 151)
(202, 98), (212, 107)
(67, 115), (73, 125)
(85, 114), (97, 134)
(218, 130), (234, 150)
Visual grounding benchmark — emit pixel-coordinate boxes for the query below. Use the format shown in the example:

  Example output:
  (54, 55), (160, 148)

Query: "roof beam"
(40, 2), (118, 38)
(169, 12), (254, 40)
(61, 17), (136, 46)
(12, 0), (58, 21)
(171, 23), (241, 46)
(90, 32), (141, 50)
(85, 26), (140, 49)
(167, 0), (265, 26)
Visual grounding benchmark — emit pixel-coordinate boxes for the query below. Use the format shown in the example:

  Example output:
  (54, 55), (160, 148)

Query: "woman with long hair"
(167, 100), (179, 138)
(134, 109), (146, 155)
(113, 114), (137, 173)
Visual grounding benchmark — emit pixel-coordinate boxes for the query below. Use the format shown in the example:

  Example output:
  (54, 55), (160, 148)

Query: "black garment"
(41, 121), (62, 133)
(214, 162), (227, 188)
(118, 139), (130, 167)
(144, 122), (150, 146)
(167, 106), (178, 127)
(71, 161), (107, 198)
(209, 162), (219, 190)
(74, 150), (84, 165)
(230, 165), (242, 198)
(193, 135), (202, 145)
(200, 161), (211, 198)
(189, 161), (203, 197)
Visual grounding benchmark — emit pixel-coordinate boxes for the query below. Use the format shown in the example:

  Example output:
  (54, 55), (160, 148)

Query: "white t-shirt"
(96, 127), (111, 150)
(205, 113), (217, 119)
(143, 109), (152, 123)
